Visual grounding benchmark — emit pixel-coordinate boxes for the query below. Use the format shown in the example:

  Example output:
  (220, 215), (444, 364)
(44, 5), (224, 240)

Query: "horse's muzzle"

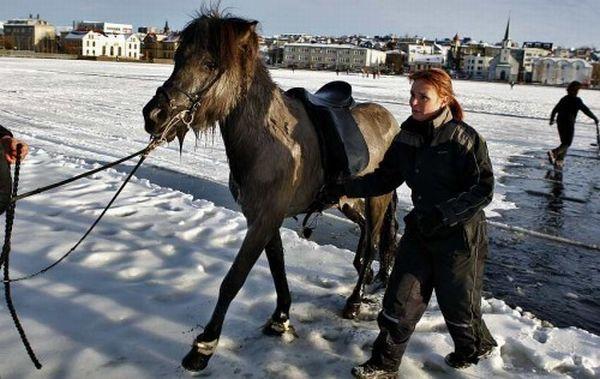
(143, 96), (172, 138)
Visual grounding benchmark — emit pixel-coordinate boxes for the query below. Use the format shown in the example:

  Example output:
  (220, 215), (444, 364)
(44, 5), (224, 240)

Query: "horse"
(142, 10), (400, 371)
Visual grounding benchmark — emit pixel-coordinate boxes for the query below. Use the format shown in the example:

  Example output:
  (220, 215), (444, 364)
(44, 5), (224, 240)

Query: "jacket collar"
(398, 107), (454, 147)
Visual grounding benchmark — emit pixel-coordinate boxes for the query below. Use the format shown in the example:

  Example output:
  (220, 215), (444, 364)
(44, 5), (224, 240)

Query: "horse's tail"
(378, 191), (398, 284)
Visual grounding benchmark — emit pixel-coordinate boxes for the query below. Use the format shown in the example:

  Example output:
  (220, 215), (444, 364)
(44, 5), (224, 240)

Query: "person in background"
(325, 68), (497, 379)
(0, 125), (29, 214)
(547, 81), (599, 169)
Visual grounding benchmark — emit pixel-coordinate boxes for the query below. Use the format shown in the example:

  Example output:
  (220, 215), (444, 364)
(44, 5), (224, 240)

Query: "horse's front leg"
(181, 220), (280, 372)
(262, 230), (294, 336)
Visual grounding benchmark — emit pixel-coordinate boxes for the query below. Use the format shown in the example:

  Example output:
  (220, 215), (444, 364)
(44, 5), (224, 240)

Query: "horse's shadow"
(4, 177), (380, 377)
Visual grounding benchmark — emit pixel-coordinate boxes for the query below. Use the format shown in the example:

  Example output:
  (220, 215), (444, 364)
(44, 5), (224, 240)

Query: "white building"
(521, 47), (551, 76)
(409, 54), (444, 72)
(283, 43), (386, 70)
(406, 44), (434, 63)
(76, 21), (133, 35)
(463, 54), (493, 79)
(532, 58), (592, 85)
(64, 30), (140, 59)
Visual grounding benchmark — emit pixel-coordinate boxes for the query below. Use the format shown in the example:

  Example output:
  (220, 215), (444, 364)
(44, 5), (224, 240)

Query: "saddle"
(286, 81), (369, 179)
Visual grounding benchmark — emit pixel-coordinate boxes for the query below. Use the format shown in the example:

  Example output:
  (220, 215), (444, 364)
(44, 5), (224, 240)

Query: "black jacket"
(551, 95), (598, 125)
(343, 107), (494, 228)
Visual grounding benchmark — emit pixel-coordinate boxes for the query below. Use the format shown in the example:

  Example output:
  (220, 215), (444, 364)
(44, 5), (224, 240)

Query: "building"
(463, 54), (493, 79)
(63, 30), (141, 59)
(3, 16), (56, 52)
(532, 58), (592, 85)
(76, 21), (133, 35)
(283, 43), (386, 71)
(142, 32), (180, 62)
(0, 22), (4, 49)
(385, 50), (407, 74)
(409, 54), (443, 72)
(403, 43), (434, 63)
(591, 63), (600, 87)
(488, 18), (521, 82)
(520, 42), (553, 82)
(447, 34), (498, 75)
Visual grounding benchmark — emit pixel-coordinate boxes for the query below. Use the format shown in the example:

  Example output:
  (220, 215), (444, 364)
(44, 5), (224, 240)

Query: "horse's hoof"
(181, 338), (218, 372)
(343, 301), (361, 319)
(263, 318), (297, 337)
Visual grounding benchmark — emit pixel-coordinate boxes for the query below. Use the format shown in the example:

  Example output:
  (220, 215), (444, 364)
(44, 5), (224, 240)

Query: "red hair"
(409, 68), (464, 121)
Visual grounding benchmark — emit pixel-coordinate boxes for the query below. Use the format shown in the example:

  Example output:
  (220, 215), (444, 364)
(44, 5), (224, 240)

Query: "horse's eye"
(204, 61), (216, 70)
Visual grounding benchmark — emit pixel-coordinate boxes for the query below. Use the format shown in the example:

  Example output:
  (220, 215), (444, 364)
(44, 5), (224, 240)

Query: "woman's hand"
(1, 136), (29, 164)
(318, 181), (346, 205)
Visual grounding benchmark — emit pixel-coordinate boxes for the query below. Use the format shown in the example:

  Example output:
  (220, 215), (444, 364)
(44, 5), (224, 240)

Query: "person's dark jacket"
(343, 107), (494, 230)
(551, 95), (598, 125)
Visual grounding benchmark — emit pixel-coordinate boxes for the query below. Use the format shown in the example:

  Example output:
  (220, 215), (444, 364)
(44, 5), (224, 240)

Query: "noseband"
(153, 70), (224, 139)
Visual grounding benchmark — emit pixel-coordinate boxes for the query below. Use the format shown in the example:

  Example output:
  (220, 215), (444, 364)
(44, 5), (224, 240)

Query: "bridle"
(153, 69), (224, 138)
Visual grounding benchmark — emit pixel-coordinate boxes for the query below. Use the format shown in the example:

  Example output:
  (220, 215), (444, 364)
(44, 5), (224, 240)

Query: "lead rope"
(2, 137), (165, 284)
(1, 145), (42, 369)
(0, 136), (167, 369)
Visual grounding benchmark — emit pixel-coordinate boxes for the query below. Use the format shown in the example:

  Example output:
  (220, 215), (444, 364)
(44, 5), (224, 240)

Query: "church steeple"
(163, 20), (170, 34)
(501, 14), (512, 49)
(503, 17), (510, 42)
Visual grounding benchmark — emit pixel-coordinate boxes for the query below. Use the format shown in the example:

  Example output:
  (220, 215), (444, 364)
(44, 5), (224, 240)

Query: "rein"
(1, 70), (221, 370)
(155, 69), (224, 131)
(0, 126), (173, 369)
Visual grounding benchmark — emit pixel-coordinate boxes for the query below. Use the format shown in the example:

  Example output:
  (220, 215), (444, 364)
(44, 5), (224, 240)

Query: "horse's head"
(143, 11), (259, 142)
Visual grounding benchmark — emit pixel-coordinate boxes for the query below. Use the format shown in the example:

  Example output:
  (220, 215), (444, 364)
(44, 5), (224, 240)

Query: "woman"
(547, 81), (599, 169)
(328, 68), (497, 378)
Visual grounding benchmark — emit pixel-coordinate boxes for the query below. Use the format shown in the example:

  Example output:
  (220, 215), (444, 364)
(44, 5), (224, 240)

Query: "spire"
(503, 15), (510, 42)
(163, 20), (170, 34)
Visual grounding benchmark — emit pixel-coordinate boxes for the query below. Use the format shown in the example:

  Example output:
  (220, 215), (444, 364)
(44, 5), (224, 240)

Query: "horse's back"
(351, 103), (400, 175)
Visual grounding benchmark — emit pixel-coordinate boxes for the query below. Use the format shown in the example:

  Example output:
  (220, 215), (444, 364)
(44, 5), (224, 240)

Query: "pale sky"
(1, 0), (599, 48)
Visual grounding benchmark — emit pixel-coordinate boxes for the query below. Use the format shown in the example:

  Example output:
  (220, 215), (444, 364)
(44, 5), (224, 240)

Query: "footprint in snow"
(306, 275), (338, 289)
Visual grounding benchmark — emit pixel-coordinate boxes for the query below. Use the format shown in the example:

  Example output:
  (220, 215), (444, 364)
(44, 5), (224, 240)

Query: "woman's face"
(410, 79), (448, 121)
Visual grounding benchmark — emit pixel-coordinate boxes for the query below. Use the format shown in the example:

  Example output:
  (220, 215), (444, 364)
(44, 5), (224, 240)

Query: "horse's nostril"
(149, 108), (163, 122)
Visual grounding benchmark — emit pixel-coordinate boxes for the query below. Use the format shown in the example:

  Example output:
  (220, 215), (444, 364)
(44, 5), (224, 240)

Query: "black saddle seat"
(285, 81), (369, 179)
(304, 81), (354, 108)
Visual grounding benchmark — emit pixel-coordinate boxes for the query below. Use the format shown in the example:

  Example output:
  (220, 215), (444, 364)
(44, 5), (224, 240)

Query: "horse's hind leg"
(342, 194), (392, 319)
(339, 200), (373, 284)
(181, 220), (281, 372)
(262, 230), (293, 336)
(374, 191), (398, 287)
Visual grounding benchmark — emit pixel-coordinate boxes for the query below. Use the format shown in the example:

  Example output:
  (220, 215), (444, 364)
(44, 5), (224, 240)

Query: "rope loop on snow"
(1, 145), (43, 369)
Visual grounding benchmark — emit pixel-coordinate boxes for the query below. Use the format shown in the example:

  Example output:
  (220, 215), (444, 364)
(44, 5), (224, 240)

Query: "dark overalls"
(550, 95), (598, 162)
(344, 108), (496, 370)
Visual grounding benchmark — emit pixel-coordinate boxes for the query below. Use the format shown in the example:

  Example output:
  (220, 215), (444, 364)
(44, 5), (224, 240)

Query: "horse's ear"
(248, 20), (258, 33)
(239, 20), (258, 43)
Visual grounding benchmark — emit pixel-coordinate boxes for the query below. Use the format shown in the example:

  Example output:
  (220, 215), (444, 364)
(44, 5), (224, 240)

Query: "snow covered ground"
(0, 58), (599, 378)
